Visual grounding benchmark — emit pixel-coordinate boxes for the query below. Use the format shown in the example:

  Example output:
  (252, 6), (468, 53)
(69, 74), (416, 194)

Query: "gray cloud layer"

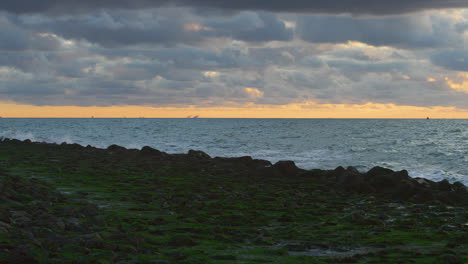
(298, 13), (460, 49)
(2, 0), (468, 15)
(0, 6), (467, 109)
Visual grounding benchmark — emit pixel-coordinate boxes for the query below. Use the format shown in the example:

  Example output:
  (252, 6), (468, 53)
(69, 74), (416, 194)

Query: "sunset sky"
(1, 1), (468, 118)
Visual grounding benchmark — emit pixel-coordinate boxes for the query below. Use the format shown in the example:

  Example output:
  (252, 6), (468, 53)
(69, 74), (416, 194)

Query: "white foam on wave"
(0, 130), (38, 142)
(1, 119), (466, 185)
(410, 169), (466, 184)
(0, 129), (76, 145)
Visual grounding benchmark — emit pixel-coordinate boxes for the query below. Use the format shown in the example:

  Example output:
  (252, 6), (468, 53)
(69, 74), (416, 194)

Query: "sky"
(0, 1), (468, 118)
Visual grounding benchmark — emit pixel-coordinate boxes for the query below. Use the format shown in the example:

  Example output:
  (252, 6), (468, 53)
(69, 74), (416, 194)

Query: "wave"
(0, 130), (75, 145)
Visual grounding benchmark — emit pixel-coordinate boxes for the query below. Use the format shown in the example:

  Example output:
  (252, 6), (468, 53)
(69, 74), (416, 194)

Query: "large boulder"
(335, 166), (373, 193)
(140, 146), (164, 156)
(367, 166), (395, 177)
(107, 144), (127, 153)
(187, 150), (211, 159)
(273, 160), (299, 177)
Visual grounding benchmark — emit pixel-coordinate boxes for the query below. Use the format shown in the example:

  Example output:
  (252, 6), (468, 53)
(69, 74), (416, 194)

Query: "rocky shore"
(0, 138), (467, 263)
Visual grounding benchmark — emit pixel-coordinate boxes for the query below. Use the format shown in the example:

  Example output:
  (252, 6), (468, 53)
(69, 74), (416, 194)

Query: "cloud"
(203, 12), (293, 42)
(2, 0), (468, 15)
(1, 7), (468, 110)
(0, 14), (61, 51)
(444, 73), (468, 93)
(297, 13), (461, 49)
(242, 87), (264, 98)
(431, 50), (468, 71)
(17, 9), (292, 47)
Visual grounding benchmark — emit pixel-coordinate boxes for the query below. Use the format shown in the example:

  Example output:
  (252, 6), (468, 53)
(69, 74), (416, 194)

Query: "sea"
(0, 118), (467, 184)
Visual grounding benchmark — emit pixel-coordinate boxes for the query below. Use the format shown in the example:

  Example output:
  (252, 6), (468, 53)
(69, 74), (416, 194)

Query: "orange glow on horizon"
(0, 101), (467, 118)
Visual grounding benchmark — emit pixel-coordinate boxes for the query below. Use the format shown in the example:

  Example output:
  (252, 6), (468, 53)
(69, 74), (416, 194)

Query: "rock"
(10, 211), (31, 226)
(212, 255), (237, 260)
(435, 254), (464, 264)
(223, 156), (253, 163)
(141, 146), (164, 156)
(411, 188), (434, 203)
(0, 208), (9, 223)
(251, 159), (272, 168)
(107, 144), (127, 152)
(252, 166), (282, 178)
(168, 234), (198, 247)
(2, 247), (38, 264)
(335, 167), (372, 193)
(346, 166), (360, 174)
(273, 160), (299, 177)
(369, 170), (410, 192)
(452, 181), (466, 191)
(78, 233), (104, 248)
(393, 180), (417, 200)
(78, 202), (99, 217)
(64, 218), (83, 231)
(187, 150), (211, 159)
(333, 166), (346, 177)
(367, 166), (394, 177)
(435, 192), (460, 205)
(283, 243), (309, 251)
(438, 179), (452, 192)
(147, 260), (171, 264)
(0, 221), (11, 233)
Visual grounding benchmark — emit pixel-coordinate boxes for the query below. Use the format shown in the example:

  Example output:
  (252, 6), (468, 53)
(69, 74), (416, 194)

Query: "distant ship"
(187, 115), (199, 118)
(427, 117), (430, 120)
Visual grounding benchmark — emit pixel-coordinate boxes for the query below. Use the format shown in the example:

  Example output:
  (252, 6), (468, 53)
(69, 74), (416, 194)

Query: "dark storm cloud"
(2, 0), (468, 15)
(1, 5), (468, 110)
(18, 10), (292, 46)
(204, 12), (293, 42)
(0, 14), (61, 51)
(297, 14), (456, 48)
(431, 50), (468, 71)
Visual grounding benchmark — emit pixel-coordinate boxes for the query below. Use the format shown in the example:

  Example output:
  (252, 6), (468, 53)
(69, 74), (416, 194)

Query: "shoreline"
(0, 137), (467, 263)
(1, 137), (466, 206)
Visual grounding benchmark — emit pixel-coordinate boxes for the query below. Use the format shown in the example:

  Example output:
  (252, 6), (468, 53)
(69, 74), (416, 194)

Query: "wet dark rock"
(107, 144), (127, 152)
(252, 166), (282, 178)
(78, 202), (99, 217)
(187, 149), (211, 159)
(346, 166), (360, 174)
(333, 166), (346, 177)
(367, 166), (395, 177)
(77, 233), (104, 248)
(1, 247), (38, 264)
(452, 181), (466, 191)
(168, 234), (198, 247)
(438, 179), (452, 192)
(436, 254), (464, 264)
(147, 260), (171, 264)
(67, 143), (84, 150)
(64, 218), (83, 231)
(212, 254), (237, 260)
(251, 159), (272, 168)
(273, 160), (299, 177)
(0, 221), (11, 233)
(336, 167), (373, 193)
(283, 243), (309, 251)
(140, 146), (164, 156)
(0, 138), (467, 263)
(10, 211), (31, 226)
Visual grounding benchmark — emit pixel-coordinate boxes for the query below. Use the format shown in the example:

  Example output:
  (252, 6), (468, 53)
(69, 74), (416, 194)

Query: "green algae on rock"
(0, 138), (467, 263)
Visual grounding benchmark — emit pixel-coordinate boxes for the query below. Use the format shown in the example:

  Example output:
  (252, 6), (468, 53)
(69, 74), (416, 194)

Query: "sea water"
(0, 118), (466, 184)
